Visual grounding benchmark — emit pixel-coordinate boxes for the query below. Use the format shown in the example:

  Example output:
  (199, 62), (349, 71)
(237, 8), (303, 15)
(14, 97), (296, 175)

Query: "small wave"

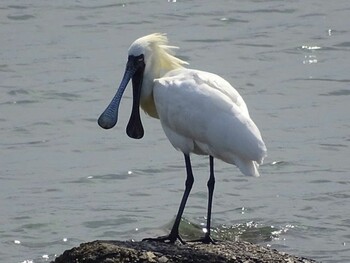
(7, 14), (35, 21)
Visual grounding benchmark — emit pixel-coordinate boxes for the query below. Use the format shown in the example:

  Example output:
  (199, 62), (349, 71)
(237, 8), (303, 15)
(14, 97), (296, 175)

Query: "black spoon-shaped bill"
(126, 65), (144, 139)
(97, 69), (133, 129)
(98, 54), (145, 139)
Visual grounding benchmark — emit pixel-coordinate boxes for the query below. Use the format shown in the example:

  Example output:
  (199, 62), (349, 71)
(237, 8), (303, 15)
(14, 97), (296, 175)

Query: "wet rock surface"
(52, 240), (317, 263)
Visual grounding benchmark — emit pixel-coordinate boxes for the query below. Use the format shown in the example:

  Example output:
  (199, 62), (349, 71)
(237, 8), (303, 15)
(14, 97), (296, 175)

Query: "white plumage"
(154, 68), (266, 177)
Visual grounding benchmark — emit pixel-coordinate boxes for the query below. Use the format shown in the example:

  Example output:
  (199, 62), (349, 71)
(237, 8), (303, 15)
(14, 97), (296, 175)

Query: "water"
(1, 1), (349, 262)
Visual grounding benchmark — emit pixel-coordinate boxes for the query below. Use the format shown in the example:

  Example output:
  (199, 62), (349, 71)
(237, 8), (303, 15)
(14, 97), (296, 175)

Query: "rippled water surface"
(1, 1), (350, 262)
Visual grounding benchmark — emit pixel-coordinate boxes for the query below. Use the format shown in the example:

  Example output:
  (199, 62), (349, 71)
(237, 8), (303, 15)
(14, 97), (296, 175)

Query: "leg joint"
(207, 176), (215, 189)
(185, 176), (194, 188)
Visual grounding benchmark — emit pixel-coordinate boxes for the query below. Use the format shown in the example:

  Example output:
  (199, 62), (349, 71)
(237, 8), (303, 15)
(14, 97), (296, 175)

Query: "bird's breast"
(140, 94), (159, 119)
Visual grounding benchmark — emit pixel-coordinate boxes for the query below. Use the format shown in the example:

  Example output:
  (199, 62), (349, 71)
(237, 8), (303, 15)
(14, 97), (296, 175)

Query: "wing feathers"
(154, 69), (267, 175)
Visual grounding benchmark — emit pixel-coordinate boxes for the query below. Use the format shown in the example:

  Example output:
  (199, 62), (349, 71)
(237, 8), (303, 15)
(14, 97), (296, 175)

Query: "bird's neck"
(140, 58), (184, 119)
(139, 66), (160, 119)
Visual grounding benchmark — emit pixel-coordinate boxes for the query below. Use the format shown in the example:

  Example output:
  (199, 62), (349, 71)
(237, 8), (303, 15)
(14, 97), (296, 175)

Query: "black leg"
(204, 155), (216, 243)
(190, 155), (216, 244)
(143, 154), (194, 244)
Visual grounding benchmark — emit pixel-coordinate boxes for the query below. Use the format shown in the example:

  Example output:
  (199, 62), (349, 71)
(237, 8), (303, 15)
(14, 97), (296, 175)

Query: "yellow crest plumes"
(148, 33), (188, 70)
(129, 33), (188, 74)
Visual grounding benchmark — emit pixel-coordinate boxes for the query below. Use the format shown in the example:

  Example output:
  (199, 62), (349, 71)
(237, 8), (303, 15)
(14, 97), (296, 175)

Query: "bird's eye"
(137, 55), (144, 62)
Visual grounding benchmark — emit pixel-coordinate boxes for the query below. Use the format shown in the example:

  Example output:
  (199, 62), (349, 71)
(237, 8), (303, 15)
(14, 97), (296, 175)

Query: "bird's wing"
(154, 69), (267, 167)
(192, 70), (250, 118)
(161, 69), (250, 117)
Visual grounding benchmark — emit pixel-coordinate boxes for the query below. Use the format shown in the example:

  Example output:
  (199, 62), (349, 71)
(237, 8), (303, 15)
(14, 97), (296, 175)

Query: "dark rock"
(52, 240), (317, 263)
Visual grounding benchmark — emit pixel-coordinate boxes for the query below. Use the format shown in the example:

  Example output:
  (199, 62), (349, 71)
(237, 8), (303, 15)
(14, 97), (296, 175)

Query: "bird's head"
(97, 33), (187, 139)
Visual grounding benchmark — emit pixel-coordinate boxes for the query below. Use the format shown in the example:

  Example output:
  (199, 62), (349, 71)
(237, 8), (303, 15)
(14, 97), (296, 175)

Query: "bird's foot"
(142, 232), (185, 244)
(188, 234), (217, 244)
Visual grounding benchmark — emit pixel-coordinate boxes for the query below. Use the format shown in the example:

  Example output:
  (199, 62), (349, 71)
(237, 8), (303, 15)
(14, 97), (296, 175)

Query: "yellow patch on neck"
(140, 94), (158, 119)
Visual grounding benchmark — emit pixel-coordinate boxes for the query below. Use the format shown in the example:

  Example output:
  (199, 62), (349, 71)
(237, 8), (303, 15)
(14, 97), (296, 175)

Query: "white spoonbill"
(98, 33), (267, 244)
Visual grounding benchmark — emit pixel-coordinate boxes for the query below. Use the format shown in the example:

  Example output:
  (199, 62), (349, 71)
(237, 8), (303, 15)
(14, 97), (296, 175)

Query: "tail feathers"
(234, 157), (260, 177)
